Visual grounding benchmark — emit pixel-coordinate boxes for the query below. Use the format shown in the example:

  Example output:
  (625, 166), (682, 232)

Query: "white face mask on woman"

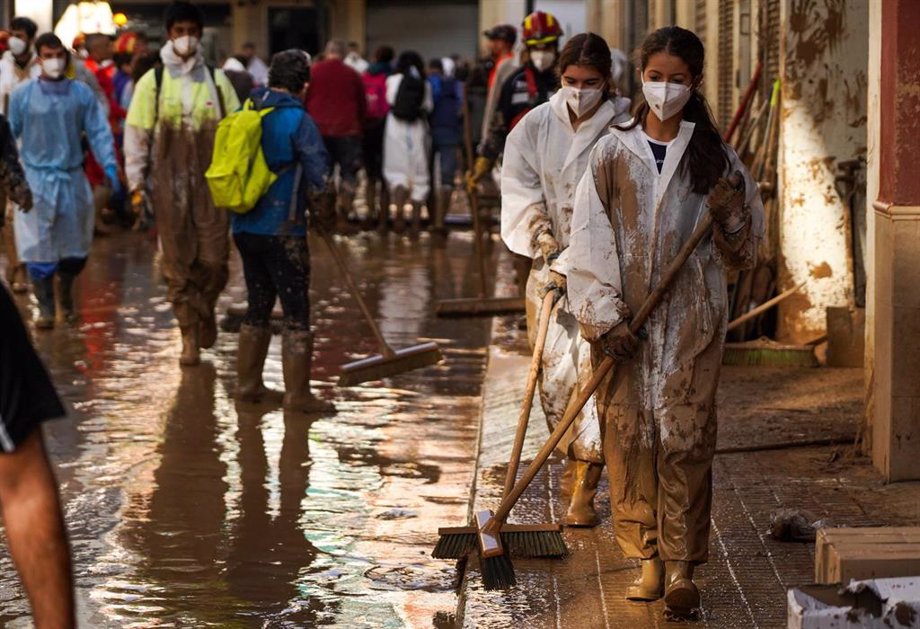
(172, 35), (199, 58)
(561, 85), (604, 117)
(642, 80), (693, 121)
(530, 50), (556, 72)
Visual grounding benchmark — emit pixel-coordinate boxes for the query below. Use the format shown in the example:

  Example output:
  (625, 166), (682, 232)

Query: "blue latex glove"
(104, 164), (123, 197)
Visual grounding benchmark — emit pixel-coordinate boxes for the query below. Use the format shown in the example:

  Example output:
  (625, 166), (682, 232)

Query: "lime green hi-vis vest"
(205, 99), (277, 214)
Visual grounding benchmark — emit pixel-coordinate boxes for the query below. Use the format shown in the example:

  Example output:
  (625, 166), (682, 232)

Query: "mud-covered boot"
(363, 183), (378, 230)
(236, 324), (282, 403)
(32, 275), (56, 329)
(200, 308), (218, 349)
(626, 557), (665, 601)
(559, 458), (576, 502)
(392, 186), (408, 234)
(664, 561), (700, 618)
(58, 271), (78, 323)
(179, 325), (201, 367)
(281, 329), (335, 414)
(562, 460), (603, 527)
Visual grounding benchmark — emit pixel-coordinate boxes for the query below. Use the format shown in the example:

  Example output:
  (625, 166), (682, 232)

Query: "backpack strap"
(154, 64), (227, 120)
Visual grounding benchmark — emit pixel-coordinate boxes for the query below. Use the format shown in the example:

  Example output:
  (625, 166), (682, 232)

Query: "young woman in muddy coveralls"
(500, 33), (631, 527)
(565, 27), (763, 617)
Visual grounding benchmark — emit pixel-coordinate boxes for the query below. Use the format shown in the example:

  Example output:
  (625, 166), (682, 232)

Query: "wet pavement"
(0, 229), (514, 628)
(459, 317), (920, 629)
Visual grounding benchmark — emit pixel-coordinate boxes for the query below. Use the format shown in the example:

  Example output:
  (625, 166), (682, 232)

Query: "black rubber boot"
(32, 275), (56, 329)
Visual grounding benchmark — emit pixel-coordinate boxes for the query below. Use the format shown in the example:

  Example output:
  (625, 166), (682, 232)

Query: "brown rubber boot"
(200, 309), (218, 349)
(664, 560), (700, 617)
(236, 324), (282, 403)
(433, 187), (451, 236)
(559, 458), (577, 502)
(336, 189), (357, 234)
(281, 329), (336, 414)
(179, 325), (201, 367)
(392, 186), (408, 234)
(562, 460), (603, 527)
(626, 557), (665, 601)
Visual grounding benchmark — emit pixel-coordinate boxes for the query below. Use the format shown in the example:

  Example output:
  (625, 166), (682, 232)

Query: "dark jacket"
(230, 88), (330, 237)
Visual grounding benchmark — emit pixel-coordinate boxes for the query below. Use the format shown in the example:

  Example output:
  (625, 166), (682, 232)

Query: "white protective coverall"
(383, 73), (433, 203)
(501, 91), (631, 462)
(566, 120), (764, 563)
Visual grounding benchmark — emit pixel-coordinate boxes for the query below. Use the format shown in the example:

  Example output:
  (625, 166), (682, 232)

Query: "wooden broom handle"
(490, 211), (716, 526)
(319, 228), (395, 358)
(503, 290), (559, 498)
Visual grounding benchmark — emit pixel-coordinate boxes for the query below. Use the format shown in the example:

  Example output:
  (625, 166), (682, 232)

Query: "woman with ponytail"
(501, 32), (631, 529)
(564, 27), (763, 618)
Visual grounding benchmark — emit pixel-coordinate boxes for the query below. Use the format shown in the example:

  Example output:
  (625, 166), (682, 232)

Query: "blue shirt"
(231, 87), (330, 237)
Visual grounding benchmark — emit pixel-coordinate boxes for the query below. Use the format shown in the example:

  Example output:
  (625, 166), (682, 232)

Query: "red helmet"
(114, 32), (138, 55)
(522, 11), (562, 47)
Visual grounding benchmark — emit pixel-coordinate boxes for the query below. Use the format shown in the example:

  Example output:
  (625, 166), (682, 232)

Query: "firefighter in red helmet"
(468, 10), (563, 187)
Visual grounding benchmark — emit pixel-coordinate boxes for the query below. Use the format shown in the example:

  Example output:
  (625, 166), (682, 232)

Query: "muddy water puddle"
(0, 231), (502, 627)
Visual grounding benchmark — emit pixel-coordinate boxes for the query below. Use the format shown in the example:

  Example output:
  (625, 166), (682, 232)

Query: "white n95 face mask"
(42, 58), (65, 79)
(561, 86), (604, 117)
(530, 50), (556, 72)
(642, 81), (693, 121)
(173, 35), (199, 57)
(8, 36), (27, 56)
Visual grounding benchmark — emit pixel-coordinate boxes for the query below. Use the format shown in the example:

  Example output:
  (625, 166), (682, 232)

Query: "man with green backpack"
(124, 1), (239, 366)
(228, 49), (334, 414)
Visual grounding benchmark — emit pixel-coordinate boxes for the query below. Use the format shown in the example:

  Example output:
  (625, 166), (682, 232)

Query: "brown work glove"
(708, 171), (749, 235)
(465, 156), (494, 194)
(602, 320), (639, 361)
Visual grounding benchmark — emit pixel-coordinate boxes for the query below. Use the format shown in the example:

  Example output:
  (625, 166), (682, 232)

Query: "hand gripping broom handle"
(488, 212), (716, 529)
(319, 228), (396, 358)
(503, 290), (559, 498)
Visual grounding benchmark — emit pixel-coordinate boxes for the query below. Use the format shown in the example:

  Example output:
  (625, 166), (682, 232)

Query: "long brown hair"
(556, 32), (612, 88)
(618, 26), (729, 194)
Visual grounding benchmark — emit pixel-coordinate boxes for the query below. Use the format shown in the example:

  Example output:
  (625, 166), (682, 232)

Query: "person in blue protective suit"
(232, 49), (335, 415)
(8, 33), (119, 329)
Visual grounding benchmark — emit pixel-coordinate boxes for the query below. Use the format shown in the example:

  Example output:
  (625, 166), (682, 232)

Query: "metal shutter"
(695, 0), (707, 36)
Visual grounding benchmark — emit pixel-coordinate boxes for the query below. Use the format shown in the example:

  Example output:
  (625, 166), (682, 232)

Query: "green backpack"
(205, 99), (276, 213)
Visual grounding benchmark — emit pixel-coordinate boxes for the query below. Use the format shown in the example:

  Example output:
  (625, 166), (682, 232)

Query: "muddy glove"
(602, 321), (640, 361)
(543, 269), (566, 296)
(465, 156), (494, 194)
(535, 230), (560, 263)
(10, 179), (32, 212)
(708, 171), (748, 234)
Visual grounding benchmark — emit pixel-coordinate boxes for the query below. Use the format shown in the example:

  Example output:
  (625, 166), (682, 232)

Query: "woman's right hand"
(602, 321), (639, 360)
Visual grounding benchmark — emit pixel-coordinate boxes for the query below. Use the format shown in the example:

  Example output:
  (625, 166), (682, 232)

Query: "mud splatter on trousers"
(152, 125), (229, 327)
(234, 233), (311, 331)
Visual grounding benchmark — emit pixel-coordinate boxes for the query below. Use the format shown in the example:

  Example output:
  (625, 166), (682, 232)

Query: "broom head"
(338, 342), (442, 386)
(433, 523), (567, 559)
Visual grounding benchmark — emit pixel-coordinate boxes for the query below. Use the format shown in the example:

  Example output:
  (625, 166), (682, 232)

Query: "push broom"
(318, 228), (443, 386)
(433, 289), (567, 565)
(440, 173), (742, 589)
(435, 96), (525, 318)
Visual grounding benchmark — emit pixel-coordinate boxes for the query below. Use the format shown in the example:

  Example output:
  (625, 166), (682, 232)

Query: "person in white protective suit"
(383, 50), (433, 235)
(500, 32), (631, 527)
(565, 27), (763, 618)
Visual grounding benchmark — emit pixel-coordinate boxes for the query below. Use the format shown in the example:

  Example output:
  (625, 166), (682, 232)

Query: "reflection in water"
(0, 231), (496, 627)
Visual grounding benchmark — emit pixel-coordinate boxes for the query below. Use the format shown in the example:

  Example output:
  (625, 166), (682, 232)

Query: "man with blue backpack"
(231, 49), (334, 414)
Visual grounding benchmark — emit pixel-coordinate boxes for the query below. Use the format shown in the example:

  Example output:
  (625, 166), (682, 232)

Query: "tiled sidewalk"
(454, 321), (919, 628)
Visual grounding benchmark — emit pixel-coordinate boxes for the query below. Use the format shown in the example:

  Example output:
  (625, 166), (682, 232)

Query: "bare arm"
(0, 429), (74, 629)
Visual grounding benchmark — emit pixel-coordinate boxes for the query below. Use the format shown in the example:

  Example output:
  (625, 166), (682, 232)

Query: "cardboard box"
(816, 527), (920, 584)
(788, 578), (920, 629)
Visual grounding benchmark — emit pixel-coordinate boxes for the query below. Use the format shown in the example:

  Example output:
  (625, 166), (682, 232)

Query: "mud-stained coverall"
(124, 43), (240, 328)
(501, 91), (631, 463)
(565, 120), (763, 563)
